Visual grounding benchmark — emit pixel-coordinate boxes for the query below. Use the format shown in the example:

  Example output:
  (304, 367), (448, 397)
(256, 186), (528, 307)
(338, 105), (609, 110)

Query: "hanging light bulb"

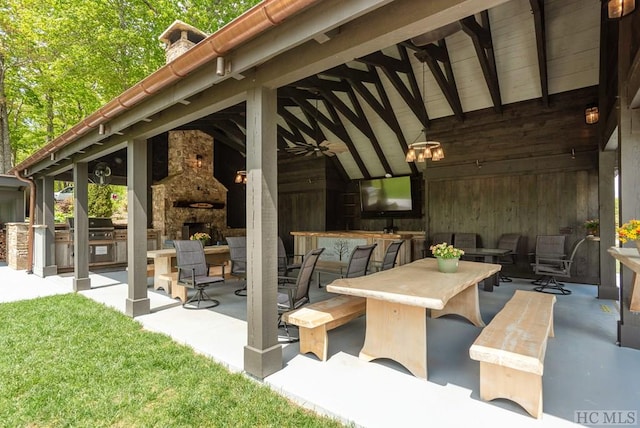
(405, 62), (445, 164)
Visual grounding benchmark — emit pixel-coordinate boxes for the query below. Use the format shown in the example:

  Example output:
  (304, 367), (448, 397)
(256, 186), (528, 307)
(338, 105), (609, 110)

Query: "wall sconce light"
(98, 124), (105, 135)
(585, 105), (599, 124)
(196, 155), (203, 168)
(475, 160), (482, 169)
(608, 0), (635, 18)
(571, 148), (576, 159)
(234, 170), (247, 184)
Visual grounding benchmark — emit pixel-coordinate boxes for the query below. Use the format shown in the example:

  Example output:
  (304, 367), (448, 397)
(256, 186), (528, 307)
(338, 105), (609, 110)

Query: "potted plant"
(584, 218), (599, 237)
(429, 242), (465, 273)
(617, 219), (640, 253)
(190, 232), (211, 247)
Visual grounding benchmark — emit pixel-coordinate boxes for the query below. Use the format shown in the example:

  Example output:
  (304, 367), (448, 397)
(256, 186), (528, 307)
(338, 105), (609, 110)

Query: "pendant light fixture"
(405, 62), (444, 163)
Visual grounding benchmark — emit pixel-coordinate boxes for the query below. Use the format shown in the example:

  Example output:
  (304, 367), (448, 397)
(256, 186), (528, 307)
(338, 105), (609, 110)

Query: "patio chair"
(278, 247), (325, 341)
(532, 237), (585, 295)
(174, 240), (225, 309)
(454, 233), (478, 261)
(226, 236), (248, 296)
(497, 233), (521, 282)
(373, 240), (403, 271)
(425, 232), (454, 257)
(278, 236), (301, 276)
(531, 234), (566, 287)
(342, 244), (377, 278)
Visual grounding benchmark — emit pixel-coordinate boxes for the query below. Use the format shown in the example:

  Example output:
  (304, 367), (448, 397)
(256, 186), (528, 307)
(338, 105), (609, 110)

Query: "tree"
(88, 184), (114, 218)
(0, 0), (261, 172)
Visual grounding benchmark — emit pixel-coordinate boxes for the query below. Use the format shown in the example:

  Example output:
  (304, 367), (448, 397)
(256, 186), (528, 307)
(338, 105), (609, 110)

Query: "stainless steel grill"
(68, 217), (116, 263)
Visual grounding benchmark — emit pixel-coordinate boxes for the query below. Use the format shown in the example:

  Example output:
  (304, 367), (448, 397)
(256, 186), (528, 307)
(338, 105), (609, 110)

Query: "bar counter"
(291, 230), (424, 266)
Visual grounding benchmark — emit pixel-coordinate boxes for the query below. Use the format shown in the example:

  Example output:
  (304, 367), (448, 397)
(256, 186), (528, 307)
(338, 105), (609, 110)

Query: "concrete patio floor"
(1, 263), (638, 427)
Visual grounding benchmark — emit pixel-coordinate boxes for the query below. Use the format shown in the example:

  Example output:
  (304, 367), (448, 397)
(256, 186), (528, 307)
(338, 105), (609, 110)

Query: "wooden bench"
(469, 290), (556, 419)
(158, 264), (226, 303)
(157, 272), (188, 302)
(282, 295), (366, 361)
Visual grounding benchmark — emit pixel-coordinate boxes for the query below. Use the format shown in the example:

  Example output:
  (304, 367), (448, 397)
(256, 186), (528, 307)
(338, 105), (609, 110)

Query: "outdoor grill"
(67, 217), (116, 263)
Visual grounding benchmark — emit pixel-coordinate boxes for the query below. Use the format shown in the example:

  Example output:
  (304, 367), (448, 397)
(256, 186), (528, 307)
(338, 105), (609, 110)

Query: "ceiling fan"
(92, 162), (112, 186)
(284, 92), (349, 157)
(285, 139), (349, 157)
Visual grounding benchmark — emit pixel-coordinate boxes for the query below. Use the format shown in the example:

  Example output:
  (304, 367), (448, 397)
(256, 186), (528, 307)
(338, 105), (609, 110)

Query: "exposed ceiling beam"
(302, 76), (393, 175)
(326, 64), (418, 175)
(280, 87), (371, 178)
(530, 0), (549, 107)
(460, 11), (503, 113)
(357, 46), (429, 128)
(414, 39), (465, 121)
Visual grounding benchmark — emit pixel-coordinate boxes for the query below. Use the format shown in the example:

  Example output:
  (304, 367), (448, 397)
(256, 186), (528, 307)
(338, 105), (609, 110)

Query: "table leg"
(482, 255), (500, 292)
(631, 272), (640, 312)
(359, 299), (428, 379)
(153, 256), (172, 293)
(431, 284), (485, 327)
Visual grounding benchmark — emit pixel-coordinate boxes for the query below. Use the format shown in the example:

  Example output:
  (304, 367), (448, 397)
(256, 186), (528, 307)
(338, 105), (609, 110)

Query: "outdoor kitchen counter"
(53, 228), (161, 270)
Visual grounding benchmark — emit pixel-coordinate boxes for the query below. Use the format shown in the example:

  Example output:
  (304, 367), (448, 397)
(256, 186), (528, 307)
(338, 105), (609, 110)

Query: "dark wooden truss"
(174, 6), (549, 180)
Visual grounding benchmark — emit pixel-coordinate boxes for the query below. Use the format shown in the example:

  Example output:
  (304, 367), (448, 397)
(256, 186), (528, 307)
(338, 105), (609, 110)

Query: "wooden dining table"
(459, 248), (511, 291)
(326, 258), (501, 379)
(147, 245), (230, 302)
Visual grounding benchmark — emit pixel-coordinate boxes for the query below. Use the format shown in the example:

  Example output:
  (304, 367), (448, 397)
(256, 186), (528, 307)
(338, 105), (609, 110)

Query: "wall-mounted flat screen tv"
(359, 175), (421, 218)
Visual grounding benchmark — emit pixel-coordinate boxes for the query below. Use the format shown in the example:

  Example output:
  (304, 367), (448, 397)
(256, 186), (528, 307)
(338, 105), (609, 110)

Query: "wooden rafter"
(280, 88), (370, 178)
(461, 12), (502, 113)
(414, 40), (464, 121)
(530, 0), (549, 107)
(301, 76), (393, 175)
(323, 64), (418, 175)
(357, 47), (429, 128)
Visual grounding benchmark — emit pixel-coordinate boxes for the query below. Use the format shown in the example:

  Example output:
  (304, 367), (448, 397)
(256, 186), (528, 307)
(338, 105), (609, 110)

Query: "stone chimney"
(158, 20), (208, 64)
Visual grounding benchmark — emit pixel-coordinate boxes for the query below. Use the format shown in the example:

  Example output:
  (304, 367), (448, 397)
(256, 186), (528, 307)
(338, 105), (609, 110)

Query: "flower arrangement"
(584, 218), (599, 236)
(617, 219), (640, 243)
(430, 242), (465, 259)
(190, 232), (211, 244)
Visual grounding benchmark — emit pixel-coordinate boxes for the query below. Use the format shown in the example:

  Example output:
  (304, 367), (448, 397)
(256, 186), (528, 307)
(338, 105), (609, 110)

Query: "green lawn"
(0, 294), (345, 427)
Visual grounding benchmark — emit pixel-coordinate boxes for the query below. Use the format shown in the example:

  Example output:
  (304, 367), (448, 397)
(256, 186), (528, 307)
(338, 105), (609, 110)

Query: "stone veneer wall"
(152, 130), (228, 240)
(0, 226), (6, 261)
(6, 223), (29, 270)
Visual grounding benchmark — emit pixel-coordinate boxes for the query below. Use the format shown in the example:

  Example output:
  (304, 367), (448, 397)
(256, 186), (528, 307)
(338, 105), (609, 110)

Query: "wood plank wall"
(423, 86), (601, 284)
(278, 157), (331, 252)
(278, 87), (601, 283)
(428, 171), (600, 283)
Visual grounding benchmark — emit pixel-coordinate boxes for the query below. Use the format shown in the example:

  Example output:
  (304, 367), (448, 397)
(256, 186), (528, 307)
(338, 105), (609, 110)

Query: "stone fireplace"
(152, 130), (227, 242)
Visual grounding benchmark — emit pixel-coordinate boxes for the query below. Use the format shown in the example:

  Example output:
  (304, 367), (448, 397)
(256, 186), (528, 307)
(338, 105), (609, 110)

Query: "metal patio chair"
(174, 240), (225, 309)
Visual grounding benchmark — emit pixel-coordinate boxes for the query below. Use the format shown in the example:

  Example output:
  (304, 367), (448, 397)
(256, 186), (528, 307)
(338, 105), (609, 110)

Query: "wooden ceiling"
(175, 0), (601, 181)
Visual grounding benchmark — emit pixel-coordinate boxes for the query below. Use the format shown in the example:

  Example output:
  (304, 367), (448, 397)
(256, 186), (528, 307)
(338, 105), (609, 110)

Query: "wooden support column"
(243, 85), (283, 379)
(126, 139), (150, 317)
(73, 162), (90, 291)
(617, 15), (640, 349)
(42, 176), (57, 276)
(598, 150), (617, 299)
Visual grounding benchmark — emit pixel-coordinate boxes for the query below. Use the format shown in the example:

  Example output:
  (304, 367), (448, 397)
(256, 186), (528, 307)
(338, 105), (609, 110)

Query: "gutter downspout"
(14, 170), (35, 274)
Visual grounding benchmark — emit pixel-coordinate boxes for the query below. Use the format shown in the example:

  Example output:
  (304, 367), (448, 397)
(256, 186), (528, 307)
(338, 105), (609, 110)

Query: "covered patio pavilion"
(8, 0), (640, 382)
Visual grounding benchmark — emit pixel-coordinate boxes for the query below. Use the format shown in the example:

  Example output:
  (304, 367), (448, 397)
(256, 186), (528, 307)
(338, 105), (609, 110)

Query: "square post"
(73, 162), (90, 291)
(126, 139), (151, 317)
(243, 85), (282, 379)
